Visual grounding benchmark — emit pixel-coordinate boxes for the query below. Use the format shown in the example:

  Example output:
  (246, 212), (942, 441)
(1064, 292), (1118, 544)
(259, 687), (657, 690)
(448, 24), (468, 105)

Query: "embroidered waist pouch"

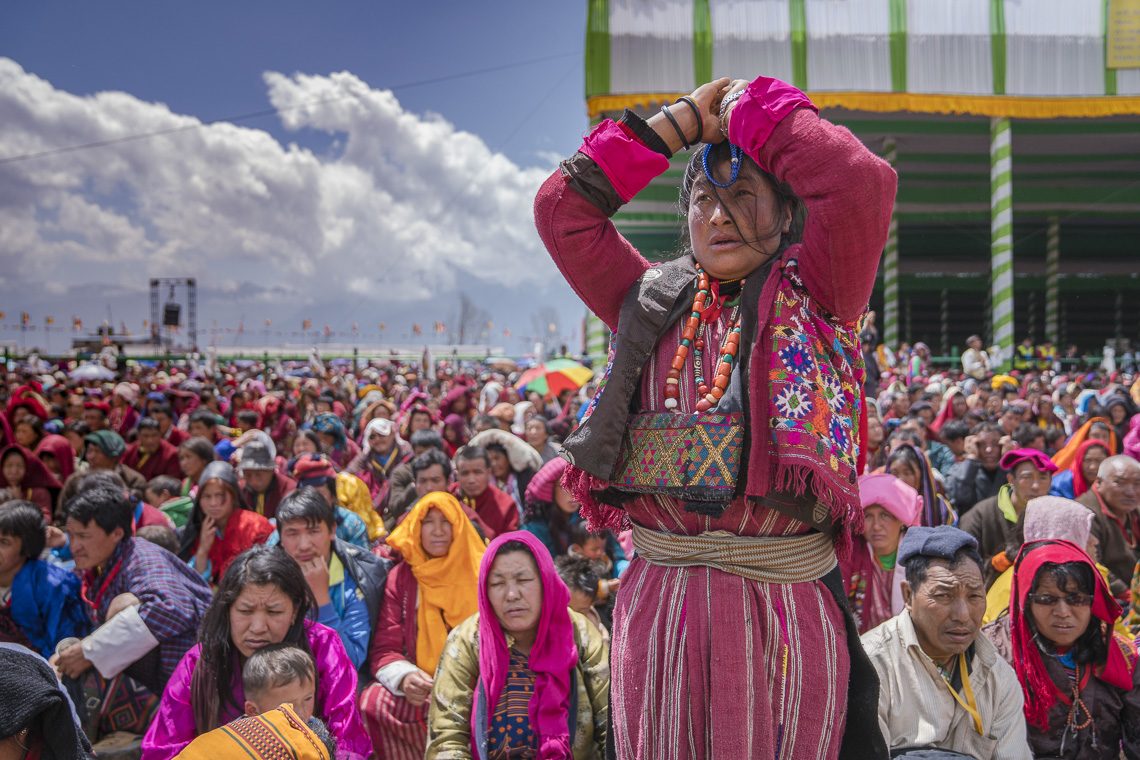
(612, 411), (743, 504)
(631, 524), (837, 583)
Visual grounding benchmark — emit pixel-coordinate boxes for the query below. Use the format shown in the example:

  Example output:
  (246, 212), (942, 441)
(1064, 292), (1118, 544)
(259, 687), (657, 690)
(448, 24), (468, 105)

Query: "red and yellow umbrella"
(515, 358), (594, 399)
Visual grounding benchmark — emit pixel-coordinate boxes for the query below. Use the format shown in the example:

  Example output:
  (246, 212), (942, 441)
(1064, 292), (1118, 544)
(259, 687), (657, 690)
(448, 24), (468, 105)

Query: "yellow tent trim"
(587, 92), (1140, 120)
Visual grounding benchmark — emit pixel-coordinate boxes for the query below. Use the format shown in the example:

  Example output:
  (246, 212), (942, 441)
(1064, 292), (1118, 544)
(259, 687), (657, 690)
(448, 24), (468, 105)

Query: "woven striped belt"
(631, 524), (837, 584)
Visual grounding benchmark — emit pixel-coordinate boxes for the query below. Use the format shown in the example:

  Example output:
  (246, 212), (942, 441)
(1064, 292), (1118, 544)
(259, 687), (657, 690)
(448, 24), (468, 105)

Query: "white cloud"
(0, 58), (566, 334)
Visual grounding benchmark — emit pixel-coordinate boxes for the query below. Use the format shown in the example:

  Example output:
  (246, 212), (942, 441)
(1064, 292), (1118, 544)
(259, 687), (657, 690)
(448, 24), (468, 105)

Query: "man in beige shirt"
(861, 526), (1031, 759)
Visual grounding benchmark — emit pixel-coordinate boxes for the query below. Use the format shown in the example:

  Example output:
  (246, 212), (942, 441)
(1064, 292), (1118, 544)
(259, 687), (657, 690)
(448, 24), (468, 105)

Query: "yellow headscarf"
(386, 491), (486, 675)
(335, 471), (386, 542)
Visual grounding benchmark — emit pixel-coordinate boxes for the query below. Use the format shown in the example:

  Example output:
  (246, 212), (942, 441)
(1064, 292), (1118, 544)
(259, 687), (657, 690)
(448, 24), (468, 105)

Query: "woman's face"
(1090, 424), (1112, 444)
(420, 507), (455, 558)
(487, 550), (543, 641)
(687, 161), (789, 281)
(1081, 445), (1109, 484)
(13, 422), (37, 448)
(524, 419), (548, 448)
(486, 449), (510, 480)
(199, 480), (235, 524)
(228, 583), (298, 658)
(863, 505), (904, 557)
(888, 459), (921, 492)
(293, 435), (318, 456)
(410, 411), (432, 433)
(1110, 406), (1126, 425)
(179, 449), (207, 481)
(65, 431), (84, 456)
(867, 416), (884, 448)
(553, 481), (579, 515)
(985, 395), (1003, 415)
(951, 395), (968, 418)
(1029, 572), (1092, 649)
(40, 452), (60, 476)
(2, 453), (26, 486)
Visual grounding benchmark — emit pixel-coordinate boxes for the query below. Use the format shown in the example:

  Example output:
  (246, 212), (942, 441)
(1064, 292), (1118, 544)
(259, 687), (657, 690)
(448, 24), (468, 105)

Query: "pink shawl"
(474, 531), (578, 759)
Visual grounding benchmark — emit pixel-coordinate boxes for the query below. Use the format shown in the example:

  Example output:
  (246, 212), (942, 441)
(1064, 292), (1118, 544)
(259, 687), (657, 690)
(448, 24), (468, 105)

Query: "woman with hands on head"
(535, 71), (896, 758)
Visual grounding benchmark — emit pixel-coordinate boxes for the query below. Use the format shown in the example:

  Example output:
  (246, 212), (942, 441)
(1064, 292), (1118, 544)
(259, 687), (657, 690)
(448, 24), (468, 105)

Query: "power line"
(0, 50), (582, 165)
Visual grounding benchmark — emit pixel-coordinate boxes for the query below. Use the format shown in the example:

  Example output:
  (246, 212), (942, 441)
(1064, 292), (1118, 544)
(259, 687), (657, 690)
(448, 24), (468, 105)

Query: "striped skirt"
(610, 556), (850, 759)
(358, 681), (429, 760)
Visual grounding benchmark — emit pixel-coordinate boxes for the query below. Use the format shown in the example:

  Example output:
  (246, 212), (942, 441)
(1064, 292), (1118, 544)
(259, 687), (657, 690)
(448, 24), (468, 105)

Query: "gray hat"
(897, 526), (978, 566)
(239, 440), (276, 472)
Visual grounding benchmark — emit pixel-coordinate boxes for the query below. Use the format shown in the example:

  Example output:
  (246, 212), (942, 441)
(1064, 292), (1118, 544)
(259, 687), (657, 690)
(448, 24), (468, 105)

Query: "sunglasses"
(1029, 592), (1092, 608)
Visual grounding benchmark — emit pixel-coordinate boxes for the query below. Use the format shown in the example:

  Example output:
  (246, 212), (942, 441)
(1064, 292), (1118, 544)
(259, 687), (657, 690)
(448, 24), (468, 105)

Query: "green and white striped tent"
(581, 0), (1140, 367)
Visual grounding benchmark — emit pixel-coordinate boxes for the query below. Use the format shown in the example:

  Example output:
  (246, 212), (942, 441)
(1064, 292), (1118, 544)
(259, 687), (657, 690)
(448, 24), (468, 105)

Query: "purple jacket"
(141, 620), (373, 759)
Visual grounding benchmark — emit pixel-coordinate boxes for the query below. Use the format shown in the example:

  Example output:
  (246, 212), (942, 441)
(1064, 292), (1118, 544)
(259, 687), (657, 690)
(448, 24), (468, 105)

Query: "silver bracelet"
(719, 90), (745, 137)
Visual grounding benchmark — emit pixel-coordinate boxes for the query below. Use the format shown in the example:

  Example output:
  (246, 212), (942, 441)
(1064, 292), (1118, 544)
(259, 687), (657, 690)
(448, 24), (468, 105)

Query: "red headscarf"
(0, 444), (62, 491)
(5, 386), (49, 427)
(474, 531), (578, 760)
(1051, 416), (1119, 471)
(1010, 539), (1135, 730)
(34, 434), (76, 483)
(1069, 439), (1110, 498)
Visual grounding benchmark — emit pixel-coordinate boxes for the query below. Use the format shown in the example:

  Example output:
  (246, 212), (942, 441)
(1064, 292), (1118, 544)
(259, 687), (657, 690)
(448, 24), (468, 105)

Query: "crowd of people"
(0, 357), (617, 759)
(3, 69), (1140, 760)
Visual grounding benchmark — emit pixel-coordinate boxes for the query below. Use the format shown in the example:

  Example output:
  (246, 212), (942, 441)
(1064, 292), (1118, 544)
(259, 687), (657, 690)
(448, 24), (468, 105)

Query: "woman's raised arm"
(726, 76), (897, 322)
(533, 80), (730, 330)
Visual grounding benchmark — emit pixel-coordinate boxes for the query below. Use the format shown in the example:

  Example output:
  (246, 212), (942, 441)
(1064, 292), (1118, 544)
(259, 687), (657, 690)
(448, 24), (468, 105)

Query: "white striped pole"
(1045, 216), (1060, 344)
(882, 138), (900, 350)
(990, 118), (1014, 372)
(584, 311), (610, 365)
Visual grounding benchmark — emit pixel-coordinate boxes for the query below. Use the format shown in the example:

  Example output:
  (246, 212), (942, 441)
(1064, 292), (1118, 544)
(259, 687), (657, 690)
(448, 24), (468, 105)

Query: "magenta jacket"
(141, 620), (373, 759)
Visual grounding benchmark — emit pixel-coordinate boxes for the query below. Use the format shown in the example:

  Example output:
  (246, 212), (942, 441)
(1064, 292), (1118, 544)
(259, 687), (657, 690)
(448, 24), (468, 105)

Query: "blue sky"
(0, 2), (602, 354)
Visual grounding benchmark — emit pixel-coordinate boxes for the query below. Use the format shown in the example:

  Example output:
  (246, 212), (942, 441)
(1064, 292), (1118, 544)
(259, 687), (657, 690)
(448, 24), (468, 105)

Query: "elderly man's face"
(1098, 460), (1140, 516)
(903, 557), (986, 663)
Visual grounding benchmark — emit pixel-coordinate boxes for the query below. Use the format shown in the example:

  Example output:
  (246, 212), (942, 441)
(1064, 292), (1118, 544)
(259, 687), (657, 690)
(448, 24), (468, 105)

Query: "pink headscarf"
(858, 473), (921, 526)
(475, 531), (578, 759)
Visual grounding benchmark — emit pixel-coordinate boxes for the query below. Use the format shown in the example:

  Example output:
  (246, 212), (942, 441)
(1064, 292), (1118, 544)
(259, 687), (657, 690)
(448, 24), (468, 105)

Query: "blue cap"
(897, 525), (978, 566)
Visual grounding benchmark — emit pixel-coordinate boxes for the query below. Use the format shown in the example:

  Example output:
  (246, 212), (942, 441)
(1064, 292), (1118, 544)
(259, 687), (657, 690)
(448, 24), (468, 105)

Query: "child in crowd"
(0, 500), (90, 658)
(556, 555), (611, 645)
(145, 475), (193, 528)
(136, 524), (180, 555)
(241, 644), (318, 723)
(567, 522), (621, 601)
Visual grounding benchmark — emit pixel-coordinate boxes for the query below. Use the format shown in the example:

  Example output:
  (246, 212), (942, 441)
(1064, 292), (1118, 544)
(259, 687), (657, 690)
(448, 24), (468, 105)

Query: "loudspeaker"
(163, 302), (181, 327)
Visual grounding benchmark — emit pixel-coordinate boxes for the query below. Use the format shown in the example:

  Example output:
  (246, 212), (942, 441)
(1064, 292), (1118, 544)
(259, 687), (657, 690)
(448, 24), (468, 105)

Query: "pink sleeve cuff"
(579, 119), (671, 203)
(728, 77), (817, 172)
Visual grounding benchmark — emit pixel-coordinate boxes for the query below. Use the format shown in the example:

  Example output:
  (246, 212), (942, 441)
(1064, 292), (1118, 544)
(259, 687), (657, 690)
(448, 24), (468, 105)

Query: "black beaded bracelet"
(660, 104), (690, 151)
(675, 96), (703, 143)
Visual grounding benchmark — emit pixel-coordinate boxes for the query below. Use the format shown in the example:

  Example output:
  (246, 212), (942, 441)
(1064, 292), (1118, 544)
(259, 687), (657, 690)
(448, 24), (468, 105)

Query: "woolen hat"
(1024, 496), (1094, 551)
(239, 440), (275, 472)
(897, 525), (978, 566)
(858, 473), (921, 527)
(999, 447), (1058, 474)
(84, 429), (125, 458)
(291, 453), (337, 486)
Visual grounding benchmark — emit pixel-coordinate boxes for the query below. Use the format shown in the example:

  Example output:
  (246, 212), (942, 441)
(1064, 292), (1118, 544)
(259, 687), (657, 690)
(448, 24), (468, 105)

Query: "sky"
(0, 2), (603, 355)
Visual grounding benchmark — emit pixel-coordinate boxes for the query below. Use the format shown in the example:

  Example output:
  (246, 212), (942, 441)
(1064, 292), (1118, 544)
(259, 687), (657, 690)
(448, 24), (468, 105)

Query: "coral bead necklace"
(663, 264), (744, 412)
